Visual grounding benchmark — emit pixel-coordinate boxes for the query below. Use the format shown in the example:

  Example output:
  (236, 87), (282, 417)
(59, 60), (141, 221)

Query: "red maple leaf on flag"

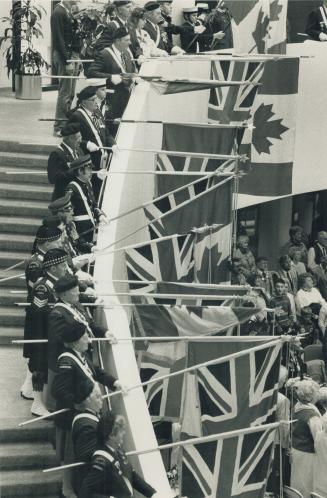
(252, 103), (288, 154)
(251, 6), (270, 53)
(270, 0), (283, 22)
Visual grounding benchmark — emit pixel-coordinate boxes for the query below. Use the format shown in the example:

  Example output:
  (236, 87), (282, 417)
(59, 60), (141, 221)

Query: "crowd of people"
(13, 0), (327, 497)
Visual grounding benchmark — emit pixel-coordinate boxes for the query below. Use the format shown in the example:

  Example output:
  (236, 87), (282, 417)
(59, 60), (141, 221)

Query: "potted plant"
(0, 0), (49, 99)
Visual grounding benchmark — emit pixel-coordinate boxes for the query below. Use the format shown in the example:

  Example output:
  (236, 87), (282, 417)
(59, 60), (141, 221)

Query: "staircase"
(0, 141), (61, 496)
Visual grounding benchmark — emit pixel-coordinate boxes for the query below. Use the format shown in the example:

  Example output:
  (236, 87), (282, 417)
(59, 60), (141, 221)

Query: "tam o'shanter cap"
(43, 248), (68, 269)
(35, 225), (62, 243)
(62, 320), (87, 344)
(48, 192), (72, 214)
(61, 122), (80, 137)
(113, 26), (129, 40)
(144, 1), (160, 11)
(54, 274), (79, 294)
(70, 154), (93, 171)
(77, 86), (97, 102)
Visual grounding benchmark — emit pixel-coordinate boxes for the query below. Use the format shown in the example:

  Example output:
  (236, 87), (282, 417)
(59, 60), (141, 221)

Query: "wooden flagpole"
(43, 420), (288, 473)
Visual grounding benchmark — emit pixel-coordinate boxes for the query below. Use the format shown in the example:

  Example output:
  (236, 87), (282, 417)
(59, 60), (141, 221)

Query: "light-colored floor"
(0, 88), (60, 145)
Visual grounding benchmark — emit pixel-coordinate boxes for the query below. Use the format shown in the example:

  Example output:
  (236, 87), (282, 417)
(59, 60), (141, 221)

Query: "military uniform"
(48, 142), (86, 201)
(306, 5), (327, 40)
(78, 444), (156, 498)
(72, 411), (100, 494)
(67, 176), (103, 243)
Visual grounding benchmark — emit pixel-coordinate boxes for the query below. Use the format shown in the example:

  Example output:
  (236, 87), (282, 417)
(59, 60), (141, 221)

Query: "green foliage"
(0, 0), (49, 76)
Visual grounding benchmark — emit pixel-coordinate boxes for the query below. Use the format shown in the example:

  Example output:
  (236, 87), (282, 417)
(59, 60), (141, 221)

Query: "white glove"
(105, 331), (118, 344)
(86, 141), (100, 152)
(319, 32), (327, 41)
(113, 380), (129, 395)
(73, 254), (95, 269)
(76, 270), (95, 286)
(171, 46), (185, 55)
(213, 31), (225, 40)
(84, 286), (97, 298)
(137, 55), (146, 64)
(111, 74), (123, 85)
(194, 25), (206, 34)
(97, 168), (108, 180)
(91, 245), (100, 253)
(111, 144), (120, 155)
(159, 50), (169, 57)
(99, 214), (108, 225)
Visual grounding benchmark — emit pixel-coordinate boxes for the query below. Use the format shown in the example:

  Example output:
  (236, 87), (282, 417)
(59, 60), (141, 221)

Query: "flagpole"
(18, 337), (286, 426)
(0, 272), (25, 284)
(43, 420), (290, 473)
(12, 335), (283, 345)
(100, 146), (243, 161)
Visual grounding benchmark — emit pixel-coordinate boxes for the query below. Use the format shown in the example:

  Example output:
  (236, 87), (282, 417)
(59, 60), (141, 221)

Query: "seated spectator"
(230, 257), (247, 285)
(308, 231), (327, 270)
(254, 256), (274, 298)
(314, 413), (327, 498)
(289, 247), (307, 277)
(232, 234), (256, 279)
(316, 387), (327, 415)
(129, 7), (168, 59)
(282, 225), (308, 263)
(293, 306), (319, 347)
(312, 255), (327, 300)
(291, 379), (322, 498)
(269, 278), (294, 335)
(295, 273), (326, 314)
(273, 255), (298, 295)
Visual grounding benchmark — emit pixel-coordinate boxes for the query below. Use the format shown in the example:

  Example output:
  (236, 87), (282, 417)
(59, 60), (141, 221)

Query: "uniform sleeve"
(132, 470), (156, 497)
(51, 357), (75, 408)
(94, 367), (117, 390)
(88, 52), (113, 81)
(78, 456), (107, 498)
(73, 424), (98, 462)
(306, 10), (322, 40)
(25, 260), (43, 294)
(47, 150), (76, 187)
(47, 311), (66, 372)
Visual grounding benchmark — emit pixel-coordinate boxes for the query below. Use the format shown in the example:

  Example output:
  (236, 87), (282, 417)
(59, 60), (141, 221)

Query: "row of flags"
(125, 4), (292, 493)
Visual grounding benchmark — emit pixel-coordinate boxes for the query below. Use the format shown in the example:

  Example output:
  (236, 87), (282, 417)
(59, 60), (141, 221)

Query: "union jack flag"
(143, 176), (233, 239)
(180, 338), (282, 497)
(208, 60), (265, 124)
(125, 233), (195, 293)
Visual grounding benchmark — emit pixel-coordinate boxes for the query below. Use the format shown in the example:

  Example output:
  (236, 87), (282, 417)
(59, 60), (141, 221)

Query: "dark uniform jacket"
(67, 177), (102, 243)
(69, 107), (115, 172)
(306, 6), (327, 40)
(143, 19), (167, 51)
(52, 348), (117, 420)
(159, 12), (185, 53)
(48, 300), (106, 373)
(78, 444), (156, 498)
(88, 46), (136, 122)
(94, 17), (127, 52)
(47, 142), (86, 200)
(27, 274), (58, 373)
(72, 411), (100, 494)
(180, 21), (199, 53)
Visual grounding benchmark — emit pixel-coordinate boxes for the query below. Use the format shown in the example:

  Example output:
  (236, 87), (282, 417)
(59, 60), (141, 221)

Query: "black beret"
(62, 321), (87, 344)
(75, 379), (95, 404)
(70, 154), (93, 172)
(54, 275), (79, 294)
(61, 121), (80, 137)
(144, 1), (160, 11)
(35, 225), (62, 243)
(43, 248), (68, 269)
(48, 192), (72, 214)
(77, 86), (97, 102)
(113, 26), (129, 40)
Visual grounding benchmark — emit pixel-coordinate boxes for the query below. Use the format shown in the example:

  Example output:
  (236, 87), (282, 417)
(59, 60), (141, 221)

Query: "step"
(0, 216), (40, 236)
(0, 270), (27, 289)
(0, 151), (48, 169)
(0, 198), (49, 218)
(0, 469), (61, 496)
(0, 326), (24, 345)
(0, 183), (52, 202)
(0, 307), (25, 327)
(0, 289), (27, 307)
(0, 140), (57, 155)
(0, 251), (30, 269)
(0, 166), (50, 186)
(0, 234), (34, 253)
(0, 417), (55, 444)
(0, 441), (59, 470)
